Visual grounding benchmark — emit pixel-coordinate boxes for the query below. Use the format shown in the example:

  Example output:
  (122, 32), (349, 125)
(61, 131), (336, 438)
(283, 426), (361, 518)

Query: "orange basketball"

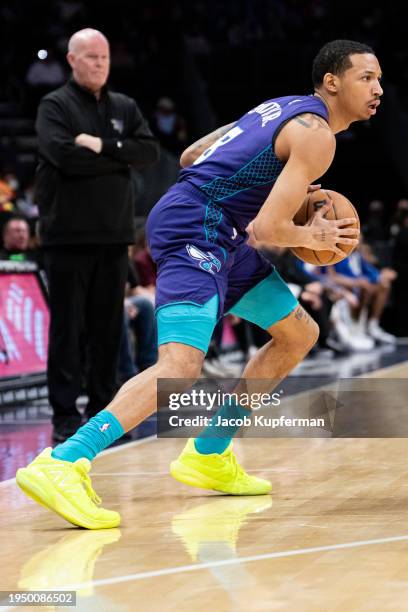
(290, 189), (360, 265)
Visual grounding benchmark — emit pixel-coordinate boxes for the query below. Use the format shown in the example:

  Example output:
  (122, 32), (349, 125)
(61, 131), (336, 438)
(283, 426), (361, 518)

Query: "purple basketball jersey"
(178, 95), (328, 232)
(147, 94), (329, 316)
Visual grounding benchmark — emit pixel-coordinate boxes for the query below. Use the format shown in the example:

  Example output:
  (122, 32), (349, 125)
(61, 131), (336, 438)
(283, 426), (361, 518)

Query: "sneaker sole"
(170, 459), (219, 490)
(170, 459), (272, 496)
(16, 468), (120, 530)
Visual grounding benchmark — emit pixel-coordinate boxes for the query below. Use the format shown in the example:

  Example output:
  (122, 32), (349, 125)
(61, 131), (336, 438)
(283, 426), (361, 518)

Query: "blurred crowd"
(1, 2), (408, 124)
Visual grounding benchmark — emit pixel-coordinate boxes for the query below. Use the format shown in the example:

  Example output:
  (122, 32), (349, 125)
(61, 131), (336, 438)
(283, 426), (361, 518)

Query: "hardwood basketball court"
(1, 362), (408, 611)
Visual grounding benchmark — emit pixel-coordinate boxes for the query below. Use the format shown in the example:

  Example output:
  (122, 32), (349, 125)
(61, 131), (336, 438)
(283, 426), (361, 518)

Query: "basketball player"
(16, 40), (382, 528)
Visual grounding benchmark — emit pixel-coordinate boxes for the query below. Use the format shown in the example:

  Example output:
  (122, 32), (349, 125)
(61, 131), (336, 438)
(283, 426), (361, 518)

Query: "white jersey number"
(193, 125), (243, 166)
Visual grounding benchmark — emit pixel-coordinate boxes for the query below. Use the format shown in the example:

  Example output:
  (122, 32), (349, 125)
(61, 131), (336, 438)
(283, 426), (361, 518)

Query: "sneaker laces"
(75, 463), (101, 505)
(226, 452), (247, 483)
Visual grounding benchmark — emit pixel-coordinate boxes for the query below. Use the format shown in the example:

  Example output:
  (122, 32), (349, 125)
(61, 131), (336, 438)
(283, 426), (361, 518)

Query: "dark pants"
(44, 245), (128, 429)
(118, 313), (137, 383)
(129, 295), (158, 371)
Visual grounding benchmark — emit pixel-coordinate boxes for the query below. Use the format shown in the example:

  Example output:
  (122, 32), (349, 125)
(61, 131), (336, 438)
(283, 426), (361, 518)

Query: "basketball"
(290, 189), (360, 265)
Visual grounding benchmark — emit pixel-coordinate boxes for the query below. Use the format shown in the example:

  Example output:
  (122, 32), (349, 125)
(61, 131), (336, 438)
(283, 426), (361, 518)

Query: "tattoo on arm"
(294, 116), (310, 128)
(294, 305), (311, 324)
(190, 123), (234, 155)
(293, 114), (330, 131)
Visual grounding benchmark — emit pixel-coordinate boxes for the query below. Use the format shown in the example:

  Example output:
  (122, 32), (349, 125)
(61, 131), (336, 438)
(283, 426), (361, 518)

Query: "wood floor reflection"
(2, 363), (408, 611)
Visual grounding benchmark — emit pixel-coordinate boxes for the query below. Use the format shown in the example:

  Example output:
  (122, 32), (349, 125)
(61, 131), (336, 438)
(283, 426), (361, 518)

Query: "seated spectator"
(26, 50), (65, 88)
(362, 200), (388, 243)
(2, 169), (20, 194)
(361, 200), (393, 268)
(0, 180), (15, 221)
(0, 216), (38, 262)
(328, 242), (397, 345)
(390, 198), (408, 238)
(118, 262), (158, 383)
(151, 97), (188, 155)
(392, 211), (408, 336)
(132, 230), (157, 294)
(25, 49), (66, 116)
(15, 178), (39, 219)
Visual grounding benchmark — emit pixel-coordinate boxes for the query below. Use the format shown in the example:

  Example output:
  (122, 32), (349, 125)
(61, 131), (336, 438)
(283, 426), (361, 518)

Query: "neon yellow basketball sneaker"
(16, 448), (120, 529)
(170, 439), (272, 495)
(172, 496), (273, 561)
(18, 529), (121, 595)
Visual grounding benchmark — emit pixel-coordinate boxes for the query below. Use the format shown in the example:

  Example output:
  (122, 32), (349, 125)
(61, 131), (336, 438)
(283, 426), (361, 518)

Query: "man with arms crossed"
(36, 28), (159, 443)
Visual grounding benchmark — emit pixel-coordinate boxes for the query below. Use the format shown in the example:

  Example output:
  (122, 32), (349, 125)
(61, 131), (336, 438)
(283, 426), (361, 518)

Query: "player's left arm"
(180, 123), (234, 168)
(247, 115), (351, 252)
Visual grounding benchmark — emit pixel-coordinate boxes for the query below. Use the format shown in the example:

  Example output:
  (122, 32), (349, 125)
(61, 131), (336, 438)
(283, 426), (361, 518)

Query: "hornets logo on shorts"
(186, 244), (221, 274)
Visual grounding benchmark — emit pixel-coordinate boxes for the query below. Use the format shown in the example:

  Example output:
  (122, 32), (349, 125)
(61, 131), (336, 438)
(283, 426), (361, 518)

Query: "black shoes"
(51, 415), (82, 445)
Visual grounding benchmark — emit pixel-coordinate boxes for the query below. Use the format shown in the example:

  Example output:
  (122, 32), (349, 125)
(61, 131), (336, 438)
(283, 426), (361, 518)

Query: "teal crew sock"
(194, 401), (250, 455)
(51, 410), (124, 463)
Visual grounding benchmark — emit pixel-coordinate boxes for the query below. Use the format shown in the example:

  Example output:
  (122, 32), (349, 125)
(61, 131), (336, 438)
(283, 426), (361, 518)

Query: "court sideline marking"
(0, 434), (157, 487)
(57, 534), (408, 591)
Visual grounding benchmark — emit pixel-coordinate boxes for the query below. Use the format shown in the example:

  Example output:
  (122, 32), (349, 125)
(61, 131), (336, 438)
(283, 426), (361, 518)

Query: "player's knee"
(280, 314), (319, 354)
(158, 343), (204, 381)
(303, 318), (320, 351)
(294, 314), (320, 352)
(177, 357), (203, 381)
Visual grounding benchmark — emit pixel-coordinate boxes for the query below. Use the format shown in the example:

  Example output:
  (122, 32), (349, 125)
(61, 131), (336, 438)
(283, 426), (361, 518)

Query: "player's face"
(338, 53), (383, 121)
(68, 36), (110, 94)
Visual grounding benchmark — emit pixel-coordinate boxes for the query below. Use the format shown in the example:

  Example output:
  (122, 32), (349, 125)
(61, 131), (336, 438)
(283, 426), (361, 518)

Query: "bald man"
(35, 29), (159, 443)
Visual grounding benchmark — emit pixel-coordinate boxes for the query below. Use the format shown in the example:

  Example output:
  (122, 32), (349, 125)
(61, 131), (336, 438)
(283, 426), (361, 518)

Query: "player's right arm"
(180, 123), (234, 167)
(248, 114), (359, 255)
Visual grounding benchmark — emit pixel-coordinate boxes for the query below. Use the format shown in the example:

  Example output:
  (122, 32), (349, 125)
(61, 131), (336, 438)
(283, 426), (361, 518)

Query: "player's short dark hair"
(312, 40), (375, 88)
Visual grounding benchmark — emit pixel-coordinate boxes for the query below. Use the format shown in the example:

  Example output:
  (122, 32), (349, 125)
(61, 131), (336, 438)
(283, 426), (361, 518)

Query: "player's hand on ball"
(75, 133), (102, 154)
(306, 202), (360, 256)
